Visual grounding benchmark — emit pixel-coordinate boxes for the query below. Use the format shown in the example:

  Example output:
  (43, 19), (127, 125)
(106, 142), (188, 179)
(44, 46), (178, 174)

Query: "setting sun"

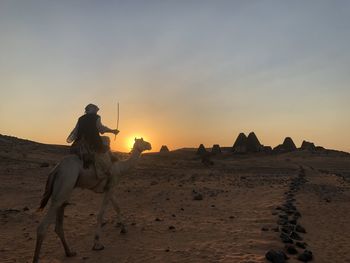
(125, 135), (144, 152)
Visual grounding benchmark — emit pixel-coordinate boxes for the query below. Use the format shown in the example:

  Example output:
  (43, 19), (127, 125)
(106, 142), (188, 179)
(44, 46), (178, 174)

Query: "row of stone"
(266, 166), (313, 262)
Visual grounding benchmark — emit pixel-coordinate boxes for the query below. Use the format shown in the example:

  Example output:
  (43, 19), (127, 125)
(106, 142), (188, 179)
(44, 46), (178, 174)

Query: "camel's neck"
(114, 148), (142, 174)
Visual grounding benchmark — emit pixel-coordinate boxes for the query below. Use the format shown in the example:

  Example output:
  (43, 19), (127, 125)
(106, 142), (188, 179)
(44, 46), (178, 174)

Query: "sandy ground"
(1, 136), (350, 263)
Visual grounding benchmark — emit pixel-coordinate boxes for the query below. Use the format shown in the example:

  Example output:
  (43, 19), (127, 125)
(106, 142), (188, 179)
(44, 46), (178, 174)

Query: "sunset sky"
(1, 1), (349, 152)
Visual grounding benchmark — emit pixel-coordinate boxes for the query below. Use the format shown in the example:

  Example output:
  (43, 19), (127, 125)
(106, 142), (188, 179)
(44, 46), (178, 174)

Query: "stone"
(265, 249), (288, 263)
(280, 233), (293, 244)
(296, 224), (306, 233)
(297, 250), (313, 262)
(285, 244), (298, 255)
(296, 242), (307, 249)
(289, 218), (297, 225)
(290, 231), (303, 241)
(277, 218), (289, 226)
(281, 225), (294, 234)
(193, 193), (203, 201)
(279, 214), (288, 220)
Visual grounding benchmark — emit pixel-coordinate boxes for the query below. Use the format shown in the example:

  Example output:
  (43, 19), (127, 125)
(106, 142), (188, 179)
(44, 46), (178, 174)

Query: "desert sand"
(1, 135), (350, 263)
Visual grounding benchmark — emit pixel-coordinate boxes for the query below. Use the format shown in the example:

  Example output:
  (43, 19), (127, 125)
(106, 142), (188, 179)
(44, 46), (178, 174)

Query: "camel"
(32, 138), (152, 263)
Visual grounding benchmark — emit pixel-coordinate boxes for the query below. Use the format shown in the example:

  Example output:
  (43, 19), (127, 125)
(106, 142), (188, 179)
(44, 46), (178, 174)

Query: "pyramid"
(301, 140), (316, 151)
(197, 144), (207, 155)
(159, 145), (169, 153)
(262, 145), (273, 153)
(232, 133), (248, 153)
(282, 137), (297, 152)
(211, 144), (221, 154)
(246, 132), (262, 152)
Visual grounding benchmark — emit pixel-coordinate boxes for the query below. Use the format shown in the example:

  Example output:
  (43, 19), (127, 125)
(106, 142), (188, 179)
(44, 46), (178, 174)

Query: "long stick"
(114, 102), (119, 141)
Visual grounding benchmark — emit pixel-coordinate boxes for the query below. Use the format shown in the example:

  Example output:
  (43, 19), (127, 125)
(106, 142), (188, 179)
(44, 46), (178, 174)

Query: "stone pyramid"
(159, 145), (169, 152)
(246, 132), (262, 152)
(211, 144), (221, 154)
(282, 137), (297, 151)
(197, 144), (207, 155)
(301, 140), (316, 151)
(232, 133), (248, 153)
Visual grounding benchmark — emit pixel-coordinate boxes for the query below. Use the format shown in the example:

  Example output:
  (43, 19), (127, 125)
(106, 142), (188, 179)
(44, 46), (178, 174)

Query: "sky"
(0, 1), (349, 152)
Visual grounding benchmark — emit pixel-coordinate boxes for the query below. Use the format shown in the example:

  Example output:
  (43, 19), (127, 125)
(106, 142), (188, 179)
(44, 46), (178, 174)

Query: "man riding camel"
(67, 103), (119, 179)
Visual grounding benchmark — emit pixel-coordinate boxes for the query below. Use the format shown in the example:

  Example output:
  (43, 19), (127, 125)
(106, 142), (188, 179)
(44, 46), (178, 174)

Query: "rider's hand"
(113, 129), (120, 135)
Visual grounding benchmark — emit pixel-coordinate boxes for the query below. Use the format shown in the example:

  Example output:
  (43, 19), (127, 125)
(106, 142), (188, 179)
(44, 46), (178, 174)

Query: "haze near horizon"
(0, 1), (349, 152)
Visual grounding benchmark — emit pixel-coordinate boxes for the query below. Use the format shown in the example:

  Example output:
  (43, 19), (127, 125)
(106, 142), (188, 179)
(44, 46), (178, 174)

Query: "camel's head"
(133, 138), (152, 152)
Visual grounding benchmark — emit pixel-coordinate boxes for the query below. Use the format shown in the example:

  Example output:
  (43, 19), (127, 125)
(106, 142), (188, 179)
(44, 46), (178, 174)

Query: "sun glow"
(125, 135), (143, 152)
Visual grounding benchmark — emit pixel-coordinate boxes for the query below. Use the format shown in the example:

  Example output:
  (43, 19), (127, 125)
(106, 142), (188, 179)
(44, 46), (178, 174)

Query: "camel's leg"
(33, 204), (59, 263)
(54, 202), (76, 257)
(110, 194), (127, 234)
(92, 191), (110, 250)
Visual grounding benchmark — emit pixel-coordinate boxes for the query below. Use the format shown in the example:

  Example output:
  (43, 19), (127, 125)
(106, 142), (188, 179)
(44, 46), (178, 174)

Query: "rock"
(265, 249), (288, 263)
(297, 250), (313, 262)
(279, 214), (288, 220)
(193, 193), (203, 201)
(155, 218), (162, 222)
(281, 225), (294, 234)
(290, 231), (303, 241)
(23, 206), (29, 211)
(289, 218), (297, 225)
(277, 218), (289, 226)
(280, 232), (293, 244)
(261, 227), (269, 231)
(294, 211), (302, 218)
(296, 224), (306, 233)
(296, 242), (307, 249)
(120, 225), (128, 234)
(168, 225), (175, 230)
(285, 244), (298, 255)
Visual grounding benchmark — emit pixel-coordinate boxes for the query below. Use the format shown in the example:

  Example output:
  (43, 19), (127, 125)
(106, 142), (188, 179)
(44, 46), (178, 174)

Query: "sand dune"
(0, 136), (349, 263)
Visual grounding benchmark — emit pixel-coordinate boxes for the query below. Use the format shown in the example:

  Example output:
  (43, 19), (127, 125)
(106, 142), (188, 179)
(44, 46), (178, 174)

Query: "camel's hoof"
(92, 243), (105, 251)
(120, 226), (128, 234)
(66, 251), (77, 257)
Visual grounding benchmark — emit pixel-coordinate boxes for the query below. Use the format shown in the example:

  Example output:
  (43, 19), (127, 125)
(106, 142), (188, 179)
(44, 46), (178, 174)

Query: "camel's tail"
(37, 164), (59, 211)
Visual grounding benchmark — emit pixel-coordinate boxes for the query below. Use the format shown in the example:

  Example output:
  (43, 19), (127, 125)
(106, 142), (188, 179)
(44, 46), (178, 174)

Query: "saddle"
(70, 138), (95, 169)
(70, 137), (118, 169)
